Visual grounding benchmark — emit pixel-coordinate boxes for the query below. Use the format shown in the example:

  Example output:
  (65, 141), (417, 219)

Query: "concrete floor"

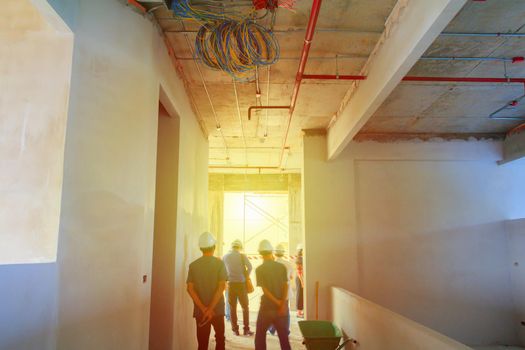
(473, 347), (525, 350)
(208, 312), (305, 349)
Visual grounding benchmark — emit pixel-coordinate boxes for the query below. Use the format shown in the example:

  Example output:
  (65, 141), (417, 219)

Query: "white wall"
(0, 263), (58, 350)
(0, 0), (209, 349)
(302, 135), (525, 346)
(331, 287), (472, 350)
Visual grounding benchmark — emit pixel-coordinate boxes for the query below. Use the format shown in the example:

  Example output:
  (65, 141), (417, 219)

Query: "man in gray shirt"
(223, 239), (254, 336)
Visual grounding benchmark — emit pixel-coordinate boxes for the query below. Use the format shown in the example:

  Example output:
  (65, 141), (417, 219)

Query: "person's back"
(270, 244), (295, 336)
(223, 249), (248, 283)
(188, 256), (226, 318)
(186, 232), (227, 350)
(222, 240), (254, 336)
(257, 260), (288, 311)
(254, 240), (290, 350)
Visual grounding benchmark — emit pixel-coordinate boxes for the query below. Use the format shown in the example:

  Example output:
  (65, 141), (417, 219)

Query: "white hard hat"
(231, 239), (243, 249)
(275, 243), (286, 254)
(198, 232), (216, 249)
(296, 243), (303, 251)
(258, 239), (274, 253)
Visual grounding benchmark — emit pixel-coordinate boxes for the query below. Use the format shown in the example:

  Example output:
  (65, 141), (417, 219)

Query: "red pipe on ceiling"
(278, 0), (323, 167)
(127, 0), (146, 13)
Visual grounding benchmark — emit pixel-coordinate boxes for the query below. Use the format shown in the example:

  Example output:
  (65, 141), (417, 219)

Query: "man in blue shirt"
(223, 239), (254, 336)
(254, 240), (291, 350)
(187, 232), (227, 350)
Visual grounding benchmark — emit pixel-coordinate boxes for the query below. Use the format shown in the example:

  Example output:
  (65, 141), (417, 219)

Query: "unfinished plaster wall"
(0, 0), (73, 264)
(302, 132), (359, 321)
(52, 1), (209, 349)
(302, 135), (525, 346)
(0, 1), (71, 348)
(0, 0), (208, 349)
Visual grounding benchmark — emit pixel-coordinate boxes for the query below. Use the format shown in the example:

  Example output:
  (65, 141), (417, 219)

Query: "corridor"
(2, 0), (525, 350)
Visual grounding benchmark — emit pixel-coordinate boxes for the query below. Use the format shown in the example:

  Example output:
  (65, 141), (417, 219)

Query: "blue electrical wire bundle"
(172, 0), (248, 22)
(171, 0), (282, 80)
(195, 19), (279, 81)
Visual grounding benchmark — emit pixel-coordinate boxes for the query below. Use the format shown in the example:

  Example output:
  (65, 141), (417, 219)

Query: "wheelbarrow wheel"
(335, 338), (354, 350)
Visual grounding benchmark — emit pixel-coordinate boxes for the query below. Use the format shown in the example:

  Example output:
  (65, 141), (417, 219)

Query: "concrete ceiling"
(144, 0), (525, 172)
(360, 0), (525, 138)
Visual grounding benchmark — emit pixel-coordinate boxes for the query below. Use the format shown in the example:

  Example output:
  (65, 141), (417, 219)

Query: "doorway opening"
(222, 192), (290, 311)
(149, 100), (180, 350)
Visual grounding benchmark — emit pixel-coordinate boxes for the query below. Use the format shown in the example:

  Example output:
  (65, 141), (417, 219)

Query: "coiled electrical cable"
(195, 19), (279, 81)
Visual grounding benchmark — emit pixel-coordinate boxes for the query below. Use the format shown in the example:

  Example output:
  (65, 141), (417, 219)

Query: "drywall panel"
(506, 218), (525, 346)
(0, 0), (73, 264)
(331, 287), (472, 350)
(355, 158), (517, 346)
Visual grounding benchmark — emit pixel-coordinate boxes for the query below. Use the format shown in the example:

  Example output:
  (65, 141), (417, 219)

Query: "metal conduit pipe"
(265, 67), (271, 138)
(489, 87), (525, 121)
(301, 74), (525, 84)
(441, 32), (525, 38)
(175, 55), (524, 62)
(184, 33), (231, 160)
(248, 106), (290, 121)
(162, 27), (525, 38)
(233, 79), (248, 164)
(419, 56), (524, 63)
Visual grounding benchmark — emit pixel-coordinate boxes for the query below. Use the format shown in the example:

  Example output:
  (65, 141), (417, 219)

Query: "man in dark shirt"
(254, 240), (291, 350)
(187, 232), (227, 350)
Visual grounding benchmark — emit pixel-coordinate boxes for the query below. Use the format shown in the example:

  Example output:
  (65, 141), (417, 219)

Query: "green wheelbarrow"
(298, 321), (354, 350)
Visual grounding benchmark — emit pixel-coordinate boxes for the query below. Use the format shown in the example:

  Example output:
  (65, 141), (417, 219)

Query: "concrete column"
(288, 174), (302, 257)
(302, 131), (358, 321)
(208, 190), (225, 256)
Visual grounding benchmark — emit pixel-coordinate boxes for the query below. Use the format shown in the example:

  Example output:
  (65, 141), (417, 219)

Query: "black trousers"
(296, 276), (304, 310)
(228, 282), (250, 331)
(255, 308), (291, 350)
(196, 315), (225, 350)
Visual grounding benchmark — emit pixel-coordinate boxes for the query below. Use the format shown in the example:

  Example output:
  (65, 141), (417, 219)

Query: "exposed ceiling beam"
(326, 0), (467, 160)
(500, 124), (525, 164)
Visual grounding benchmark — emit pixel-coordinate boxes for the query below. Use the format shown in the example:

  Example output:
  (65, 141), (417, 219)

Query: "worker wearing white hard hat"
(187, 232), (227, 350)
(222, 239), (254, 336)
(254, 240), (291, 350)
(269, 243), (294, 336)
